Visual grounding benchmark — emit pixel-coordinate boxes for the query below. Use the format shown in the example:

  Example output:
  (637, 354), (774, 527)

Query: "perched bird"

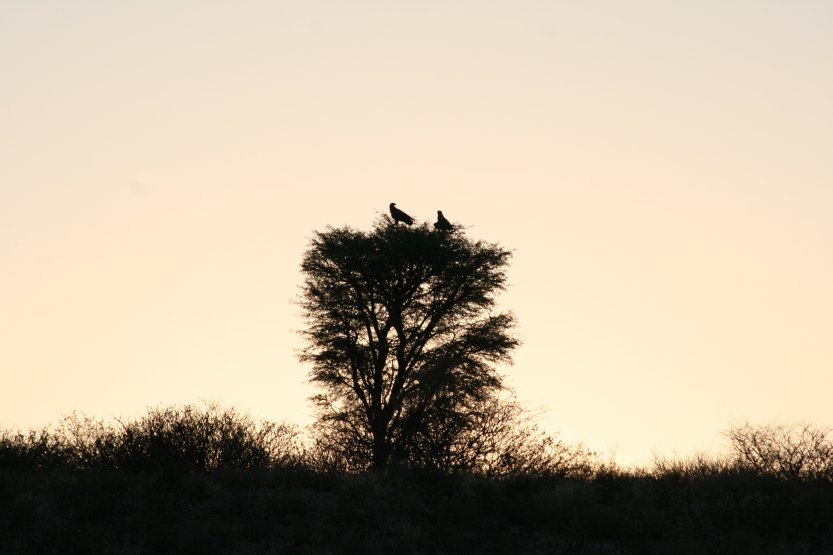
(434, 210), (453, 231)
(389, 202), (414, 225)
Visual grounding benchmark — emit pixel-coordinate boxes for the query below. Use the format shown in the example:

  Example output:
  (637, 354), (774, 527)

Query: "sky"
(2, 1), (832, 466)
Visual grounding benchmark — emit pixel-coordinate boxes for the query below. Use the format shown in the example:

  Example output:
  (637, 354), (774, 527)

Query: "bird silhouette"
(434, 210), (453, 231)
(389, 203), (414, 225)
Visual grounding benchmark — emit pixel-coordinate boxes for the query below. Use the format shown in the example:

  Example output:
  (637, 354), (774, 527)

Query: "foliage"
(4, 408), (833, 552)
(309, 392), (596, 478)
(398, 392), (596, 478)
(2, 459), (832, 554)
(101, 403), (300, 472)
(0, 428), (74, 471)
(726, 421), (833, 480)
(0, 403), (301, 473)
(299, 218), (519, 470)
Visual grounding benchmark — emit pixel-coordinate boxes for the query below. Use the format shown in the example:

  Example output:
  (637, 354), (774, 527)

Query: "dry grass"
(2, 409), (833, 554)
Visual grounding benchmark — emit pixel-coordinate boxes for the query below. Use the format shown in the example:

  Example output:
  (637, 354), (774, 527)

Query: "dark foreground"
(2, 467), (832, 555)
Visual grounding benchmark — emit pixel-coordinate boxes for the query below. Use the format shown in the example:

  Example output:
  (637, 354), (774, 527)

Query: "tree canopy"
(299, 218), (519, 470)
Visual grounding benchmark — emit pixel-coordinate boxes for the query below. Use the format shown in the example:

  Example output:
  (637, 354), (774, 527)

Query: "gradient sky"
(2, 1), (832, 465)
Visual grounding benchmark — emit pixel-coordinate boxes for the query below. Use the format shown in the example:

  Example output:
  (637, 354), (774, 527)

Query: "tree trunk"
(371, 423), (390, 470)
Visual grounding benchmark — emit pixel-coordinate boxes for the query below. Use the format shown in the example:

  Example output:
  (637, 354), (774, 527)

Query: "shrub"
(726, 421), (833, 480)
(308, 393), (598, 479)
(0, 403), (303, 473)
(108, 403), (303, 472)
(0, 428), (74, 470)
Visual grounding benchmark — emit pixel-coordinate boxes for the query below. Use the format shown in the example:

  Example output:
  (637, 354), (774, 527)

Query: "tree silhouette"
(299, 218), (519, 470)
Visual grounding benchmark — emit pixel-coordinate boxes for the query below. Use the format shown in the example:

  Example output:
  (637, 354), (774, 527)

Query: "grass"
(0, 469), (833, 554)
(2, 406), (833, 554)
(3, 464), (833, 554)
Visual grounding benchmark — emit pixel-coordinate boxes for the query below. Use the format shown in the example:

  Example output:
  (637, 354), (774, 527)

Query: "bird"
(434, 210), (453, 231)
(389, 203), (414, 225)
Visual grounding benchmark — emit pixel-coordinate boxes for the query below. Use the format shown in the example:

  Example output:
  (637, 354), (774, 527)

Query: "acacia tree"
(299, 218), (519, 470)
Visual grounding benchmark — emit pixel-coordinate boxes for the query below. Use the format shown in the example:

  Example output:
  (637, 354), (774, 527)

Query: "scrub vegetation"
(2, 405), (833, 554)
(3, 221), (832, 552)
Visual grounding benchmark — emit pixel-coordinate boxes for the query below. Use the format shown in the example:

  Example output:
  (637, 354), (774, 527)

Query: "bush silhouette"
(102, 404), (292, 472)
(0, 428), (74, 471)
(3, 408), (833, 553)
(726, 421), (833, 480)
(1, 403), (301, 473)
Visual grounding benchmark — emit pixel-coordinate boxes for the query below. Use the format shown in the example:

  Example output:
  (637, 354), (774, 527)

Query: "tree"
(299, 219), (519, 470)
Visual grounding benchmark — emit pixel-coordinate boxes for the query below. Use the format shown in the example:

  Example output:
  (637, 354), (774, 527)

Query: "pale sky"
(2, 1), (832, 466)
